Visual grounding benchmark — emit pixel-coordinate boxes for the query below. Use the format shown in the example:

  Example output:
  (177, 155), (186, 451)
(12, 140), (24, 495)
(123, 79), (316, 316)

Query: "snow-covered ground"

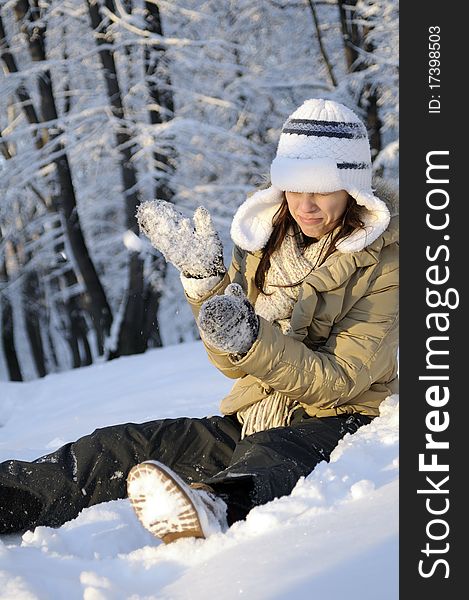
(0, 342), (398, 600)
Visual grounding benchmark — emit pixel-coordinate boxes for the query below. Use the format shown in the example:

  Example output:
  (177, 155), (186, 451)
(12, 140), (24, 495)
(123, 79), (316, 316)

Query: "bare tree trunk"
(13, 0), (114, 352)
(57, 36), (94, 366)
(71, 311), (93, 365)
(0, 258), (23, 381)
(86, 0), (146, 358)
(23, 270), (47, 377)
(46, 328), (59, 371)
(64, 273), (93, 367)
(337, 0), (382, 157)
(144, 0), (175, 202)
(142, 0), (177, 348)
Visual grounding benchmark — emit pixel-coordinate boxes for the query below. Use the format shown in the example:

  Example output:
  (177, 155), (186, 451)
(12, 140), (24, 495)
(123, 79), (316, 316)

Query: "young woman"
(0, 99), (398, 544)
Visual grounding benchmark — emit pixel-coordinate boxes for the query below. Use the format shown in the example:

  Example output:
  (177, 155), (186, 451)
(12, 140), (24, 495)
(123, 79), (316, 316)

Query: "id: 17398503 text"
(428, 26), (441, 114)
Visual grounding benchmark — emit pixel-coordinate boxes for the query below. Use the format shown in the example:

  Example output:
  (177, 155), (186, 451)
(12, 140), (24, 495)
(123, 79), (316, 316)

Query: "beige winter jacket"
(184, 191), (399, 419)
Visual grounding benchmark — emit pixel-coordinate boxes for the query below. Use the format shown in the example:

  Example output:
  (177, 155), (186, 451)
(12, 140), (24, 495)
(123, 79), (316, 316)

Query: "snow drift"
(0, 341), (398, 600)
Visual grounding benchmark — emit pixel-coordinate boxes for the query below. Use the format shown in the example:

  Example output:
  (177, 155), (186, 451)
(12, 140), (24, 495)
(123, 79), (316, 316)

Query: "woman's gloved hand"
(136, 200), (225, 278)
(198, 284), (259, 355)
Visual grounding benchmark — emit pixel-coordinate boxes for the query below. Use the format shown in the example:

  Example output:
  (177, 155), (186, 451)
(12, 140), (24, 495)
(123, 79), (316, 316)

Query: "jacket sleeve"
(226, 263), (399, 410)
(183, 244), (248, 380)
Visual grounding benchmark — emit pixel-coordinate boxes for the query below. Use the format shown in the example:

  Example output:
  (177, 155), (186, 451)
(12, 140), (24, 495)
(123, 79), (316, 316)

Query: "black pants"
(0, 410), (371, 534)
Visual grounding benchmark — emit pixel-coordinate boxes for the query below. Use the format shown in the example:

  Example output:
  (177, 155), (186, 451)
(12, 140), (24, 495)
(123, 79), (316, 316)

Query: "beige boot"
(127, 461), (228, 543)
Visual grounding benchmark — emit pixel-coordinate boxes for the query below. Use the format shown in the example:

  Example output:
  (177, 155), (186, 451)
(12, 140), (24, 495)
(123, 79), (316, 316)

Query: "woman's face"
(285, 189), (349, 239)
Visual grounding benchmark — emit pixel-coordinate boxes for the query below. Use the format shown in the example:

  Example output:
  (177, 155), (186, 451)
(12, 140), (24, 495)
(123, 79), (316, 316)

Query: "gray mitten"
(136, 200), (225, 278)
(198, 283), (259, 355)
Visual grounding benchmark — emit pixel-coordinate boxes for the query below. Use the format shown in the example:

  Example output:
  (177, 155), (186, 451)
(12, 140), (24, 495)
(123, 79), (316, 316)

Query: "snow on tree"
(0, 0), (399, 381)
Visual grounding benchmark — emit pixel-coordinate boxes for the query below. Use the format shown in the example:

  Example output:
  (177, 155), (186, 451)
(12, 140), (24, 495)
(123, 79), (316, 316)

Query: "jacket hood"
(230, 177), (399, 254)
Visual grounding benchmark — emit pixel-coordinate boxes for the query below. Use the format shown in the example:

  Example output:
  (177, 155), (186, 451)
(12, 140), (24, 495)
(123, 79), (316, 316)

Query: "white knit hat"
(231, 99), (391, 253)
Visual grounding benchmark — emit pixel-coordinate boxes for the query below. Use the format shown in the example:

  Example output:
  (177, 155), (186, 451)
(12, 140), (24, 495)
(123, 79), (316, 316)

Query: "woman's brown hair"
(255, 192), (365, 295)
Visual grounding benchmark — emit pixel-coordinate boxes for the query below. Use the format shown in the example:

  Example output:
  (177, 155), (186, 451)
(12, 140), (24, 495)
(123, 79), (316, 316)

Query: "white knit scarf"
(237, 226), (333, 438)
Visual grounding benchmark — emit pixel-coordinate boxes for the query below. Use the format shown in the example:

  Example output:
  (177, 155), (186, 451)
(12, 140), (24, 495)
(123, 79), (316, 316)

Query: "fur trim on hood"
(230, 177), (398, 254)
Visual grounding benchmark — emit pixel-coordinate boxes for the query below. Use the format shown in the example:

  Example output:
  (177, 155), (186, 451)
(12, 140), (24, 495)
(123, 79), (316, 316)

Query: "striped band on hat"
(282, 118), (367, 140)
(337, 162), (371, 170)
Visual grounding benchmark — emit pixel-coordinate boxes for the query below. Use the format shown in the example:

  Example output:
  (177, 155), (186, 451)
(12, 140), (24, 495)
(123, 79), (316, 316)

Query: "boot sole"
(127, 461), (205, 543)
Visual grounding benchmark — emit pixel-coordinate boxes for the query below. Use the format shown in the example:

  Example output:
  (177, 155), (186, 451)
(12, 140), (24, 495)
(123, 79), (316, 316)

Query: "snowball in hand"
(198, 284), (259, 354)
(136, 200), (225, 278)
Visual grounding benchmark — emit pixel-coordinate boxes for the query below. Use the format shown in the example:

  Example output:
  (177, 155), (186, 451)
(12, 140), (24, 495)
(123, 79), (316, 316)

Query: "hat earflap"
(230, 186), (284, 252)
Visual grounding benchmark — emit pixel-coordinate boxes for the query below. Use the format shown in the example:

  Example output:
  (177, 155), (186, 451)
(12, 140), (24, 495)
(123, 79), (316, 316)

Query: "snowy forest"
(0, 0), (398, 382)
